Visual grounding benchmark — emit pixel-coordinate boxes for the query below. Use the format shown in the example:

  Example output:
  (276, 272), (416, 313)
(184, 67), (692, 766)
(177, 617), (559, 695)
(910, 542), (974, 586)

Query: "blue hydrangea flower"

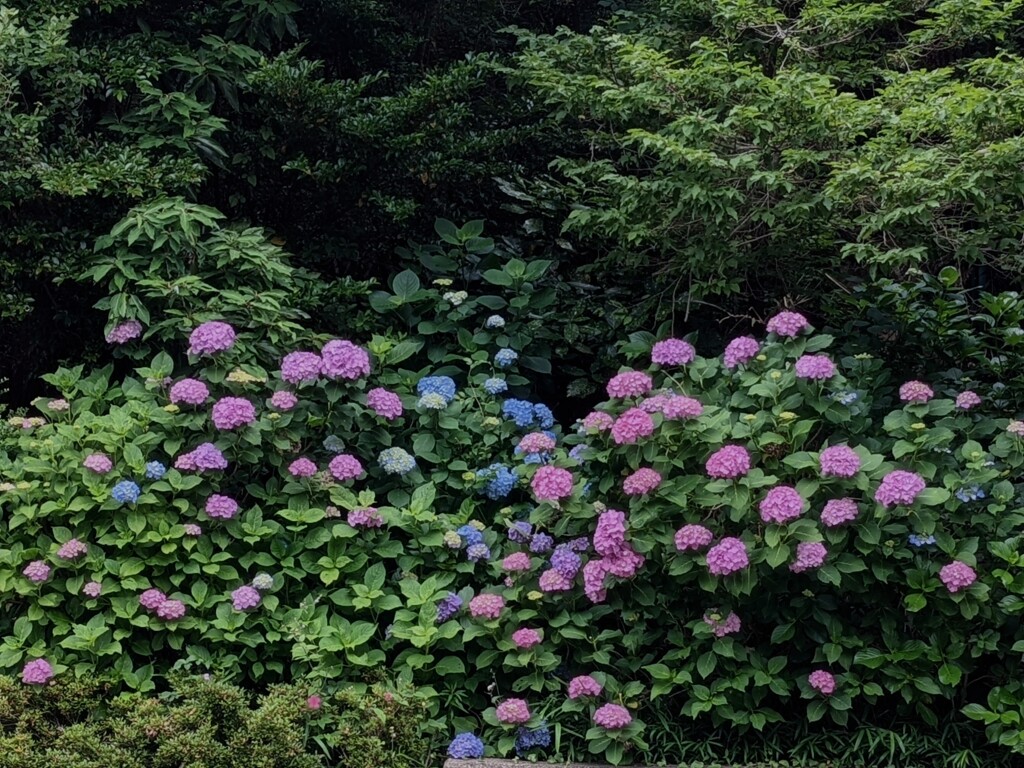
(476, 463), (517, 499)
(456, 524), (484, 547)
(908, 533), (937, 548)
(508, 521), (533, 542)
(111, 480), (141, 505)
(416, 376), (457, 404)
(515, 723), (551, 755)
(569, 445), (587, 462)
(418, 393), (448, 410)
(485, 315), (506, 329)
(533, 404), (554, 429)
(955, 486), (985, 503)
(448, 732), (485, 759)
(483, 377), (508, 395)
(519, 452), (549, 465)
(144, 461), (166, 480)
(550, 545), (582, 578)
(436, 592), (463, 623)
(530, 533), (554, 553)
(323, 435), (346, 453)
(379, 447), (416, 475)
(503, 399), (536, 427)
(833, 391), (859, 405)
(467, 542), (491, 562)
(494, 348), (518, 368)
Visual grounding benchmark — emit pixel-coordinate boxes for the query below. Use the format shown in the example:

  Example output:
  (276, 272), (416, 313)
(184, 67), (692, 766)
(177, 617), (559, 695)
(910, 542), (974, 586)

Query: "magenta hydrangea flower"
(156, 599), (186, 620)
(820, 498), (859, 527)
(512, 628), (542, 649)
(956, 390), (981, 410)
(231, 585), (262, 612)
(495, 698), (531, 724)
(651, 338), (696, 366)
(23, 561), (51, 583)
(604, 546), (645, 579)
(367, 387), (403, 420)
(939, 560), (977, 593)
(567, 675), (603, 699)
(518, 432), (557, 454)
(469, 593), (505, 619)
(611, 408), (655, 445)
(582, 411), (614, 432)
(583, 558), (609, 603)
(819, 445), (861, 478)
(531, 465), (574, 502)
(606, 371), (654, 399)
(808, 670), (836, 696)
(706, 537), (749, 576)
(675, 524), (714, 552)
(706, 445), (751, 479)
(175, 443), (228, 472)
(206, 494), (239, 520)
(280, 351), (322, 384)
(623, 468), (662, 496)
(105, 320), (143, 345)
(795, 354), (836, 380)
(288, 458), (317, 478)
(724, 336), (760, 369)
(329, 454), (364, 481)
(211, 397), (256, 430)
(321, 339), (371, 379)
(56, 539), (87, 560)
(593, 703), (632, 730)
(21, 659), (54, 685)
(539, 568), (572, 592)
(82, 581), (102, 598)
(502, 552), (532, 572)
(766, 310), (809, 338)
(270, 390), (298, 411)
(183, 523), (202, 536)
(169, 378), (210, 406)
(790, 541), (828, 573)
(703, 611), (741, 638)
(899, 380), (934, 403)
(83, 453), (113, 474)
(662, 395), (703, 420)
(347, 507), (384, 528)
(188, 321), (236, 356)
(139, 588), (167, 611)
(593, 510), (627, 557)
(874, 470), (926, 507)
(641, 394), (671, 413)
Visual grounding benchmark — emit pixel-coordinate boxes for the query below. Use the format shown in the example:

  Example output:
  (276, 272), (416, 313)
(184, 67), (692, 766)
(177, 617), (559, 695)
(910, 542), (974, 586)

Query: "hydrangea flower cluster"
(610, 408), (654, 445)
(567, 675), (603, 699)
(606, 370), (654, 398)
(495, 348), (518, 367)
(623, 468), (661, 495)
(483, 377), (508, 395)
(106, 320), (143, 345)
(819, 445), (861, 478)
(56, 539), (87, 560)
(956, 390), (981, 410)
(417, 376), (457, 404)
(83, 453), (113, 474)
(436, 592), (463, 622)
(23, 561), (51, 583)
(593, 703), (632, 729)
(531, 465), (574, 502)
(288, 458), (318, 478)
(808, 670), (836, 696)
(939, 561), (977, 593)
(211, 397), (256, 430)
(188, 321), (236, 356)
(581, 411), (613, 432)
(790, 541), (828, 573)
(675, 524), (714, 551)
(111, 480), (141, 505)
(448, 733), (485, 759)
(280, 351), (322, 384)
(348, 507), (384, 528)
(232, 585), (262, 612)
(874, 470), (926, 507)
(759, 485), (804, 524)
(366, 387), (403, 419)
(379, 447), (416, 475)
(270, 390), (298, 411)
(766, 310), (808, 337)
(899, 380), (934, 403)
(175, 443), (227, 472)
(206, 494), (239, 519)
(515, 724), (551, 755)
(723, 336), (759, 369)
(706, 537), (749, 576)
(144, 461), (166, 480)
(329, 454), (364, 481)
(169, 378), (211, 405)
(820, 498), (859, 527)
(321, 339), (370, 379)
(21, 659), (54, 685)
(469, 593), (504, 619)
(495, 698), (531, 724)
(703, 611), (741, 637)
(651, 338), (695, 366)
(477, 463), (517, 499)
(794, 354), (836, 380)
(502, 399), (554, 429)
(706, 445), (751, 479)
(512, 628), (542, 648)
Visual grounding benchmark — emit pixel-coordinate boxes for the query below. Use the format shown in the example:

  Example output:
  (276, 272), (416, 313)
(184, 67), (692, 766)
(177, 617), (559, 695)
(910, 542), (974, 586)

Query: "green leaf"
(391, 270), (421, 299)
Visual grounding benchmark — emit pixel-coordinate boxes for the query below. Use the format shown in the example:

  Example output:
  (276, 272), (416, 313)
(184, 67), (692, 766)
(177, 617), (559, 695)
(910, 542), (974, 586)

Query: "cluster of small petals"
(662, 395), (703, 420)
(651, 338), (696, 366)
(329, 454), (364, 481)
(795, 354), (836, 380)
(469, 593), (505, 619)
(56, 539), (87, 560)
(704, 611), (742, 638)
(231, 585), (262, 611)
(766, 311), (809, 338)
(83, 453), (113, 474)
(270, 390), (298, 411)
(251, 573), (274, 591)
(494, 348), (518, 367)
(188, 321), (236, 355)
(321, 340), (371, 379)
(531, 465), (574, 501)
(175, 443), (228, 472)
(47, 399), (70, 412)
(759, 486), (804, 524)
(211, 397), (256, 430)
(288, 458), (318, 477)
(583, 559), (609, 603)
(170, 378), (210, 405)
(379, 447), (417, 475)
(899, 380), (934, 403)
(819, 445), (861, 478)
(808, 670), (836, 696)
(111, 480), (140, 505)
(82, 581), (102, 598)
(593, 703), (632, 730)
(706, 537), (749, 576)
(512, 628), (542, 648)
(611, 408), (655, 445)
(502, 552), (532, 572)
(820, 498), (859, 527)
(139, 589), (167, 610)
(582, 411), (614, 432)
(550, 547), (582, 578)
(183, 524), (203, 536)
(348, 507), (384, 528)
(874, 470), (927, 507)
(23, 561), (51, 583)
(623, 468), (662, 495)
(641, 394), (671, 413)
(495, 699), (531, 724)
(607, 371), (654, 398)
(206, 494), (239, 520)
(507, 521), (532, 542)
(790, 541), (828, 573)
(105, 320), (143, 345)
(539, 568), (572, 592)
(1009, 420), (1024, 436)
(939, 560), (977, 593)
(280, 351), (322, 384)
(724, 336), (760, 369)
(675, 524), (714, 551)
(706, 445), (751, 479)
(367, 388), (403, 419)
(22, 659), (54, 685)
(604, 546), (645, 578)
(448, 733), (485, 760)
(593, 510), (628, 557)
(518, 432), (556, 454)
(956, 390), (982, 410)
(567, 675), (603, 699)
(156, 599), (186, 620)
(530, 533), (554, 553)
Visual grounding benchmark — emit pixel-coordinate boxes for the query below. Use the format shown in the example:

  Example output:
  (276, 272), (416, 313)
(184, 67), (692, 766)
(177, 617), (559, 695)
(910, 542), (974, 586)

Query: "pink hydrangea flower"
(495, 698), (531, 724)
(795, 354), (836, 380)
(820, 498), (859, 527)
(939, 560), (977, 593)
(593, 703), (632, 729)
(582, 411), (614, 432)
(724, 336), (760, 369)
(211, 397), (256, 430)
(703, 611), (741, 638)
(604, 546), (645, 578)
(288, 458), (317, 478)
(21, 659), (54, 685)
(567, 675), (603, 699)
(662, 395), (703, 420)
(955, 391), (981, 410)
(321, 339), (371, 380)
(47, 399), (70, 412)
(105, 320), (143, 345)
(1009, 420), (1024, 436)
(329, 454), (364, 481)
(532, 465), (574, 501)
(82, 581), (102, 598)
(169, 378), (210, 406)
(652, 338), (696, 366)
(56, 539), (87, 560)
(469, 593), (505, 620)
(759, 486), (804, 524)
(611, 408), (655, 445)
(539, 568), (572, 592)
(623, 468), (662, 496)
(790, 541), (827, 573)
(139, 588), (167, 611)
(206, 494), (239, 520)
(641, 393), (671, 413)
(766, 311), (809, 338)
(307, 695), (322, 710)
(367, 388), (403, 420)
(675, 524), (714, 551)
(819, 445), (860, 478)
(808, 670), (836, 696)
(583, 558), (609, 603)
(270, 390), (298, 411)
(518, 432), (556, 454)
(512, 628), (542, 648)
(347, 507), (383, 528)
(899, 380), (934, 403)
(874, 470), (926, 507)
(502, 552), (532, 572)
(83, 453), (113, 474)
(280, 351), (322, 384)
(23, 561), (51, 583)
(188, 321), (236, 356)
(706, 537), (749, 576)
(231, 585), (262, 611)
(607, 371), (654, 398)
(183, 524), (202, 536)
(594, 510), (627, 557)
(706, 445), (751, 479)
(156, 599), (186, 620)
(175, 443), (227, 472)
